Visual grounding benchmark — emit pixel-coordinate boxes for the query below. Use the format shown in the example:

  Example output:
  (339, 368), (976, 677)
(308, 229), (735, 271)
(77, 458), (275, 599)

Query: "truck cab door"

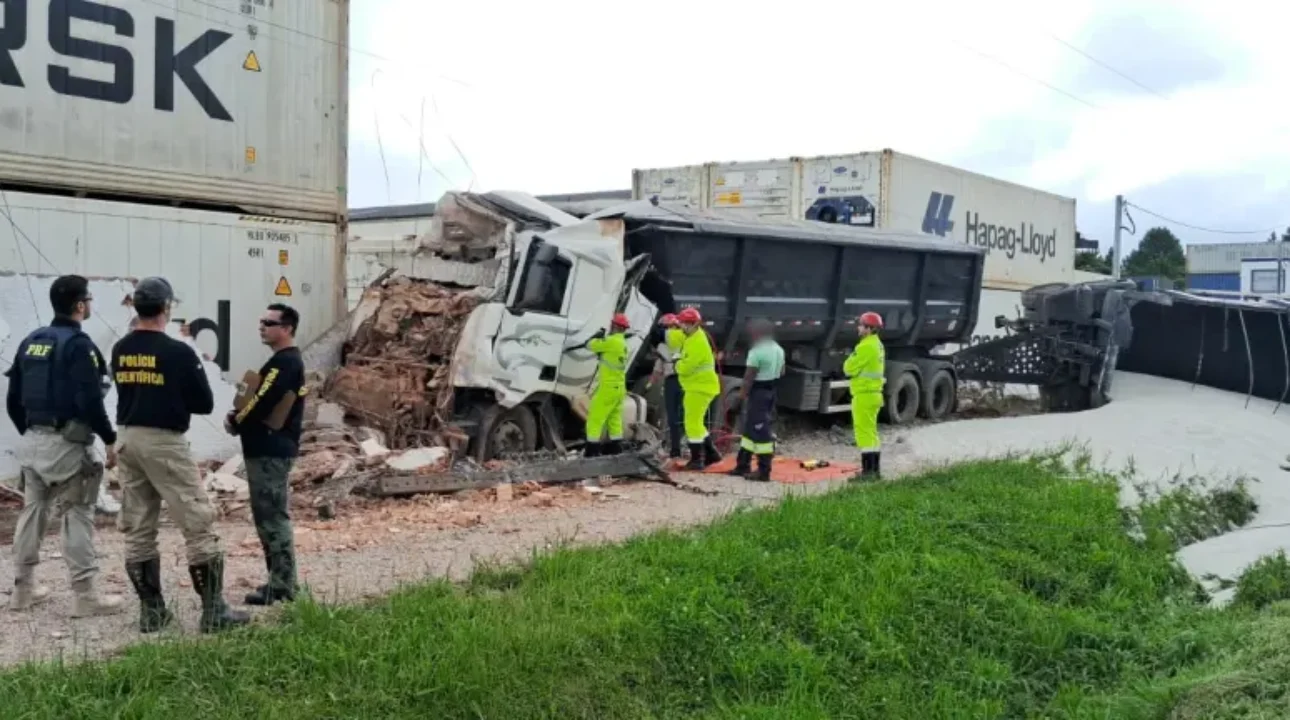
(494, 238), (575, 405)
(558, 253), (654, 397)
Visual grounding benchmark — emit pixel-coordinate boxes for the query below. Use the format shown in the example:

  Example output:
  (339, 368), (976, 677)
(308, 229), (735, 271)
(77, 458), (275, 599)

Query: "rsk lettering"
(0, 0), (232, 121)
(963, 212), (1057, 262)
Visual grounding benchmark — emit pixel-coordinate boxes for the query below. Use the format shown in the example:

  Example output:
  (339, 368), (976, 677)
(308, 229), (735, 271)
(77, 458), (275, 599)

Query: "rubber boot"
(684, 443), (705, 471)
(7, 578), (51, 612)
(751, 453), (773, 483)
(126, 558), (174, 633)
(872, 452), (883, 480)
(245, 583), (296, 607)
(603, 440), (623, 456)
(849, 453), (874, 483)
(583, 442), (601, 458)
(702, 437), (723, 468)
(188, 556), (251, 634)
(729, 449), (752, 477)
(70, 580), (125, 618)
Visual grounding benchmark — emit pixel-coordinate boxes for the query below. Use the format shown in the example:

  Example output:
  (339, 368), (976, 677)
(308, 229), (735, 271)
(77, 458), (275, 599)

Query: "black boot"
(245, 583), (296, 607)
(729, 449), (752, 477)
(850, 453), (874, 483)
(872, 452), (882, 480)
(702, 437), (723, 468)
(603, 440), (623, 456)
(125, 558), (174, 634)
(583, 442), (602, 458)
(188, 556), (251, 634)
(684, 443), (705, 470)
(751, 453), (773, 482)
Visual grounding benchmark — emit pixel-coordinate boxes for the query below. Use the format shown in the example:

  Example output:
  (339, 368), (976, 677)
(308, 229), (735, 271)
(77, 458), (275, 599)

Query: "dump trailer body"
(601, 202), (986, 420)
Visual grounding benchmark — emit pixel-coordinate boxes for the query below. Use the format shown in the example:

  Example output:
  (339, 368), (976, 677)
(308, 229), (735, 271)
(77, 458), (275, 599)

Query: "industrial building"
(1185, 241), (1287, 292)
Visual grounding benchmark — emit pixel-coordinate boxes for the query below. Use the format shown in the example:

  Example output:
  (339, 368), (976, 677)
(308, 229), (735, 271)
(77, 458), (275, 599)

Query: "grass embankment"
(3, 455), (1289, 719)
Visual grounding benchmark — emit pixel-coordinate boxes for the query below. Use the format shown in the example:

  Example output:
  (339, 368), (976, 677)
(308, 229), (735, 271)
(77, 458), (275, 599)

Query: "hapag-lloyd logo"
(922, 193), (1058, 263)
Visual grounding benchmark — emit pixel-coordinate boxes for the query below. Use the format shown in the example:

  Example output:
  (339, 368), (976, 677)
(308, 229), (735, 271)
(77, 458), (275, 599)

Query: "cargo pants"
(117, 426), (222, 565)
(245, 457), (297, 594)
(11, 425), (103, 591)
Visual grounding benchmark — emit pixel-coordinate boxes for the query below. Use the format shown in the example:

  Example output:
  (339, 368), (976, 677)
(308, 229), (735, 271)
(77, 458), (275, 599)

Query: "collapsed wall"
(326, 192), (518, 450)
(0, 275), (238, 483)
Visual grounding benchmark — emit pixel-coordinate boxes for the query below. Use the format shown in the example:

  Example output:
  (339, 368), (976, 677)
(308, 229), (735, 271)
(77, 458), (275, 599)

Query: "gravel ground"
(1, 370), (1282, 667)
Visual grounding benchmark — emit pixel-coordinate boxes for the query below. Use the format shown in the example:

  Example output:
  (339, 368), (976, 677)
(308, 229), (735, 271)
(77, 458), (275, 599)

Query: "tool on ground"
(799, 460), (831, 470)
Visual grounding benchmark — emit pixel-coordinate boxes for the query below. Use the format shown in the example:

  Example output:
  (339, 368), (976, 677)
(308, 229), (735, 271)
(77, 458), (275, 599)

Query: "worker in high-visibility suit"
(582, 313), (631, 457)
(844, 311), (886, 479)
(675, 307), (723, 470)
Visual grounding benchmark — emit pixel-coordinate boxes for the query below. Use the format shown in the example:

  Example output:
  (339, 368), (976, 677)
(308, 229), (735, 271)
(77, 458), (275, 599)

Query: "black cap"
(133, 276), (174, 306)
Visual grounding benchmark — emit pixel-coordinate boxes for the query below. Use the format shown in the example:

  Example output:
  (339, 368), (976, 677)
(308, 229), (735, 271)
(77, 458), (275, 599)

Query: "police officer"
(731, 318), (785, 482)
(5, 275), (123, 617)
(112, 277), (249, 633)
(675, 307), (723, 470)
(844, 311), (886, 479)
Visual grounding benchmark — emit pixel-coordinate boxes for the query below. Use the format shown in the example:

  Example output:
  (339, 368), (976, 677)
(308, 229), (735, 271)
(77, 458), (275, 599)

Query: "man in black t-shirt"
(226, 303), (306, 606)
(113, 277), (249, 634)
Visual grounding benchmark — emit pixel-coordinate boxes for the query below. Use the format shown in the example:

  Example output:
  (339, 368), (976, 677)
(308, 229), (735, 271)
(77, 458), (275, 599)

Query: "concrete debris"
(314, 402), (346, 428)
(373, 451), (674, 498)
(217, 454), (244, 477)
(360, 438), (390, 461)
(206, 473), (250, 501)
(384, 447), (450, 473)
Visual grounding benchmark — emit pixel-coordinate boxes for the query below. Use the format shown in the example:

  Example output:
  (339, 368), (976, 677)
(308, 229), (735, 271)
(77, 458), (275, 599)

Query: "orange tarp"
(670, 456), (859, 484)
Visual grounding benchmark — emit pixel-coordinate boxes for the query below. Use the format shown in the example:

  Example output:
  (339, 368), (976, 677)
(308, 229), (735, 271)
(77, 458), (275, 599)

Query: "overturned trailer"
(329, 192), (1151, 461)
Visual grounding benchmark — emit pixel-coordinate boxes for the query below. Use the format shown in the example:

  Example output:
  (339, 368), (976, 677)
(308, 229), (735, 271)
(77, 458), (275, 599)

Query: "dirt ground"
(0, 436), (920, 668)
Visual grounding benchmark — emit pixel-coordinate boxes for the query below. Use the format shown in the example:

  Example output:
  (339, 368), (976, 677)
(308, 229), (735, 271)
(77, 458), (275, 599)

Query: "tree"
(1121, 226), (1186, 283)
(1283, 227), (1290, 243)
(1075, 250), (1112, 274)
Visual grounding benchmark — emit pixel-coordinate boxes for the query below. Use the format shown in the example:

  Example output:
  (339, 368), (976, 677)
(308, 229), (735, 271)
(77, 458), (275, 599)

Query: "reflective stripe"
(740, 437), (775, 454)
(856, 372), (884, 379)
(687, 432), (709, 443)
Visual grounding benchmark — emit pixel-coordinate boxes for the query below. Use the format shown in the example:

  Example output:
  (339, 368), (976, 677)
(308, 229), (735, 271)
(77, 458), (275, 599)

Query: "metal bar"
(373, 452), (671, 497)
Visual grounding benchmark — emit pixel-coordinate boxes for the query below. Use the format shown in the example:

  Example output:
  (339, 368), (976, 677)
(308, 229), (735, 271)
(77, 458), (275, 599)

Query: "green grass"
(1, 455), (1286, 719)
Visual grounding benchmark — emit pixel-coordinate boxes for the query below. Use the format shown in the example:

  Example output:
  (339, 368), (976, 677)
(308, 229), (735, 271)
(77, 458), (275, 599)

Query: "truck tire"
(883, 372), (921, 426)
(919, 369), (956, 420)
(472, 403), (539, 461)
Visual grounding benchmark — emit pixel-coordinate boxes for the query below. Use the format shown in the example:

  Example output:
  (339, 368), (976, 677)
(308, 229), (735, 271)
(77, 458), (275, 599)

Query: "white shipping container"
(0, 189), (344, 378)
(1186, 241), (1272, 275)
(632, 149), (1078, 291)
(631, 166), (707, 207)
(0, 0), (348, 221)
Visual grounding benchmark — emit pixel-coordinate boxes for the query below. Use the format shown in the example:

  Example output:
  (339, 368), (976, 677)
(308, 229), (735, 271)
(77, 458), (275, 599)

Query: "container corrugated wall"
(0, 0), (348, 222)
(1185, 273), (1241, 291)
(0, 190), (341, 378)
(1185, 242), (1273, 274)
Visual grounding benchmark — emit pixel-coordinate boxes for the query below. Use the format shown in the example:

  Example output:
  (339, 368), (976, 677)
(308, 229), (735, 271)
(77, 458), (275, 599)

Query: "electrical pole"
(1112, 195), (1124, 279)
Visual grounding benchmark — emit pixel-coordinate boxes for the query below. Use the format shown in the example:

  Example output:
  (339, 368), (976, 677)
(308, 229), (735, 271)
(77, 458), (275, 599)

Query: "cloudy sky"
(346, 0), (1288, 255)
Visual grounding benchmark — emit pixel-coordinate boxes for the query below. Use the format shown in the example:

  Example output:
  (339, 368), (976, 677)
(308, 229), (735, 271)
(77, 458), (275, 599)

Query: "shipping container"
(631, 149), (1077, 292)
(1186, 272), (1241, 292)
(0, 189), (344, 378)
(1239, 258), (1290, 295)
(1185, 242), (1274, 274)
(0, 0), (349, 222)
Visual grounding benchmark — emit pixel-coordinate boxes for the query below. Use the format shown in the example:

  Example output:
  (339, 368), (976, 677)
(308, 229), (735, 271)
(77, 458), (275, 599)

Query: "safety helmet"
(677, 307), (702, 325)
(611, 313), (630, 329)
(859, 311), (884, 329)
(659, 313), (679, 327)
(133, 276), (175, 307)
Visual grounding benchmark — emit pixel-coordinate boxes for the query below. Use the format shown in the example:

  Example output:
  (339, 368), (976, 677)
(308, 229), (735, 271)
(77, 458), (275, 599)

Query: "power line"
(1125, 201), (1290, 236)
(1041, 32), (1171, 100)
(945, 36), (1102, 110)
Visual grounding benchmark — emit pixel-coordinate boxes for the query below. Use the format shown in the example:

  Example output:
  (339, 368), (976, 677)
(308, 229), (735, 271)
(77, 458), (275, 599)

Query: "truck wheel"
(473, 404), (538, 461)
(883, 372), (921, 426)
(919, 370), (956, 420)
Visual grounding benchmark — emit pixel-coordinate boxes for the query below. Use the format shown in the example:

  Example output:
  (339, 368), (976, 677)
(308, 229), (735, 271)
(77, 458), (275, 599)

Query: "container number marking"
(0, 0), (234, 122)
(246, 229), (297, 245)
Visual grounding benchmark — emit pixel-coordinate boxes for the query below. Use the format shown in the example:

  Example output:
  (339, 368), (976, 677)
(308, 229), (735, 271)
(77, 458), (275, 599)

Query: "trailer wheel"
(919, 370), (956, 420)
(883, 372), (921, 426)
(472, 403), (539, 461)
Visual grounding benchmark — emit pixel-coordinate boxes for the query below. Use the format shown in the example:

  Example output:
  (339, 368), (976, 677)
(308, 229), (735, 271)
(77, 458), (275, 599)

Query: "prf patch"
(24, 343), (52, 358)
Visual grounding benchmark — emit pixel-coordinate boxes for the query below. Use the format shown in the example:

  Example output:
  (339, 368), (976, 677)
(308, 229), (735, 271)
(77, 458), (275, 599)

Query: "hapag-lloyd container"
(0, 0), (348, 222)
(631, 149), (1077, 292)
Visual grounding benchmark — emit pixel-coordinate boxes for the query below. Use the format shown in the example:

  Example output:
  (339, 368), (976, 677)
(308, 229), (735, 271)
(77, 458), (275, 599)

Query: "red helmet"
(859, 311), (884, 329)
(677, 307), (702, 325)
(611, 313), (630, 329)
(659, 313), (679, 327)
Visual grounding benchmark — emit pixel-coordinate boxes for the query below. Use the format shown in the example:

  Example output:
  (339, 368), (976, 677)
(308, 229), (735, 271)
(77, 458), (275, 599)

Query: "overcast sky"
(345, 0), (1287, 255)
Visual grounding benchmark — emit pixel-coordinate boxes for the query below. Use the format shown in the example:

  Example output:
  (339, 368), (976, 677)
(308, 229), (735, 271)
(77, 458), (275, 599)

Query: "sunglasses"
(259, 319), (284, 328)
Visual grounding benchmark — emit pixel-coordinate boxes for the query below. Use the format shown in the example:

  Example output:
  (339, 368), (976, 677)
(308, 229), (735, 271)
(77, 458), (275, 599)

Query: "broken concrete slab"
(205, 473), (250, 501)
(384, 447), (450, 473)
(217, 454), (244, 477)
(360, 438), (390, 460)
(314, 402), (346, 428)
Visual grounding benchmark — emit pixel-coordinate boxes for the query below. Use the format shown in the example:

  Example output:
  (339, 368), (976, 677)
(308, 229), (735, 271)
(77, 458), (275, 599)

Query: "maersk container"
(0, 189), (344, 378)
(0, 0), (348, 222)
(631, 149), (1077, 292)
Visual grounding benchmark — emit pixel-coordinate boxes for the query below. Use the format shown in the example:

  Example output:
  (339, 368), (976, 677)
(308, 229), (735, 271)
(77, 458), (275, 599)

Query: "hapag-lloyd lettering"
(964, 211), (1058, 262)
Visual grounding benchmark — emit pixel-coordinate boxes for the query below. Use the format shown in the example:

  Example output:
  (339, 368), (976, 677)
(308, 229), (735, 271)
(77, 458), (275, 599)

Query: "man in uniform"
(113, 277), (249, 633)
(844, 311), (886, 479)
(649, 313), (685, 459)
(675, 307), (723, 470)
(580, 313), (631, 457)
(6, 274), (123, 616)
(731, 318), (785, 482)
(226, 303), (307, 607)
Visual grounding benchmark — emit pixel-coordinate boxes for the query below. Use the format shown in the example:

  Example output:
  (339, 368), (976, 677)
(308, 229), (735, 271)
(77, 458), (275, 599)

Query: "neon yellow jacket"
(588, 332), (629, 386)
(665, 328), (685, 353)
(676, 329), (721, 395)
(844, 334), (885, 396)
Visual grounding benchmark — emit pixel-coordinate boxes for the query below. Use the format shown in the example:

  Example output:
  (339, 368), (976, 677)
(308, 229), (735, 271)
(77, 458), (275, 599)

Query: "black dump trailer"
(613, 204), (988, 425)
